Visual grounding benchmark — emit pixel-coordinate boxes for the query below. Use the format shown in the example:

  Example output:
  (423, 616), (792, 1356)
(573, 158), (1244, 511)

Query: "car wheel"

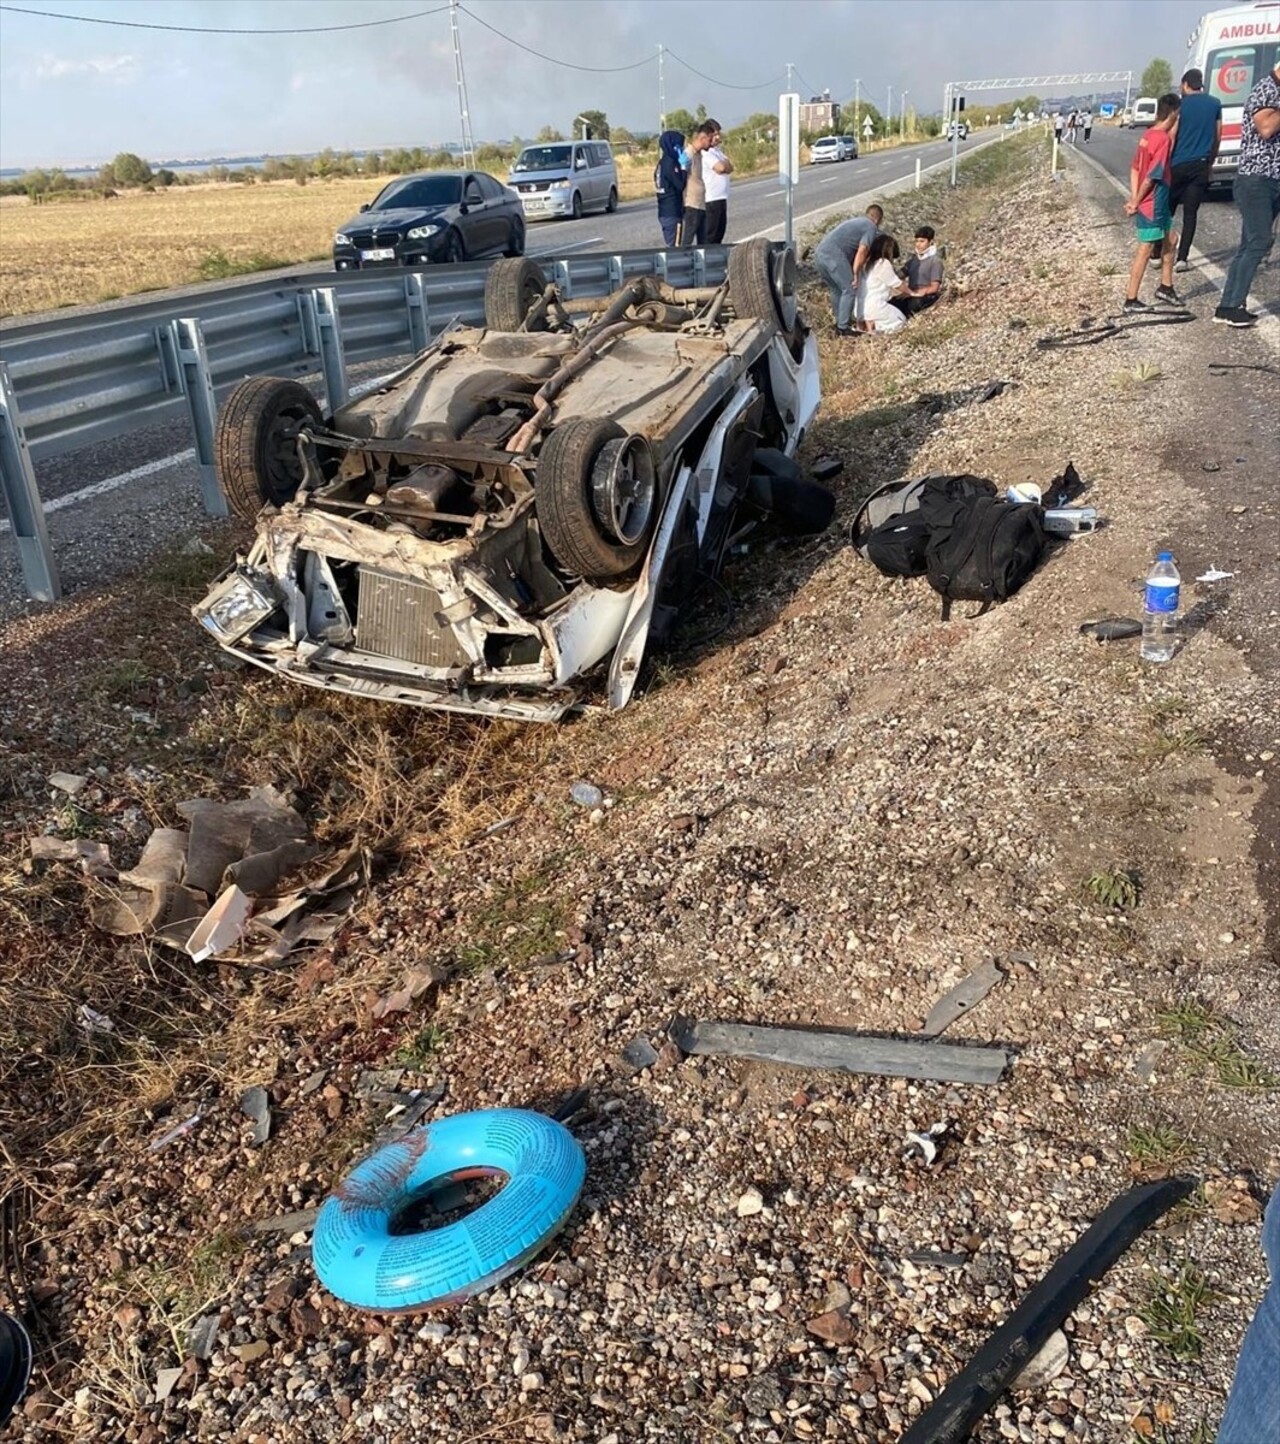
(443, 228), (466, 264)
(571, 190), (583, 220)
(484, 257), (549, 332)
(503, 219), (525, 258)
(536, 418), (657, 581)
(215, 376), (323, 521)
(606, 186), (618, 214)
(728, 235), (798, 333)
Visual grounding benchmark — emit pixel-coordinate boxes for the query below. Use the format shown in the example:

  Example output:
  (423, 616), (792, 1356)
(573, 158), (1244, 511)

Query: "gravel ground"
(3, 139), (1278, 1444)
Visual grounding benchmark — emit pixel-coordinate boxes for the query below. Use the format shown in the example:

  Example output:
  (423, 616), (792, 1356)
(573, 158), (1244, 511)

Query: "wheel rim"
(772, 248), (799, 331)
(259, 400), (314, 505)
(446, 232), (463, 262)
(572, 193), (582, 219)
(591, 436), (656, 547)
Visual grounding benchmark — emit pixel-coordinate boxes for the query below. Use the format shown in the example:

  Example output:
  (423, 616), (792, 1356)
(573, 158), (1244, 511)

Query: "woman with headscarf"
(655, 130), (687, 246)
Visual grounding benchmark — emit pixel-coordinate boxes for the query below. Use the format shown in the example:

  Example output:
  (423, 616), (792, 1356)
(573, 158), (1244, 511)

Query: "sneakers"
(1173, 259), (1191, 273)
(1154, 284), (1182, 306)
(1122, 297), (1151, 314)
(1213, 305), (1258, 328)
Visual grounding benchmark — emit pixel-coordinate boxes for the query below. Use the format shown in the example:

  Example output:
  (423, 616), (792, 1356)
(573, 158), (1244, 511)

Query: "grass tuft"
(1137, 1263), (1212, 1360)
(1127, 1123), (1196, 1172)
(194, 247), (291, 282)
(1158, 998), (1279, 1088)
(1084, 868), (1140, 910)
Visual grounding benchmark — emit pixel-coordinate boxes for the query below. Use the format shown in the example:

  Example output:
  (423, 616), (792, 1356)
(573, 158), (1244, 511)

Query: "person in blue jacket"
(655, 129), (687, 246)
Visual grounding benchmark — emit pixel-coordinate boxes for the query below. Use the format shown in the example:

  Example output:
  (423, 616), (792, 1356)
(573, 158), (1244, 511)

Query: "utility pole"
(901, 90), (908, 138)
(658, 44), (666, 131)
(1123, 68), (1132, 115)
(887, 84), (892, 126)
(448, 0), (475, 167)
(787, 62), (795, 94)
(854, 78), (861, 140)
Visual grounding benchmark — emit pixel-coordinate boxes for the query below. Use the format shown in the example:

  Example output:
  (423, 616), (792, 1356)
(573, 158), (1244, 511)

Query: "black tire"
(443, 228), (466, 264)
(536, 418), (656, 581)
(215, 377), (323, 521)
(571, 190), (583, 220)
(728, 236), (798, 333)
(503, 219), (525, 258)
(746, 472), (836, 536)
(606, 186), (618, 214)
(484, 257), (549, 332)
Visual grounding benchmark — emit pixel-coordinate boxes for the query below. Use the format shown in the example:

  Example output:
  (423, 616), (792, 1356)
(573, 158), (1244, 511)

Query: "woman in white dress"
(855, 235), (907, 333)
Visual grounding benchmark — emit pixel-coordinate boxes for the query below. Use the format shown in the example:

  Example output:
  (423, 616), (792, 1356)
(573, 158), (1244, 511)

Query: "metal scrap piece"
(669, 1017), (1010, 1086)
(240, 1086), (272, 1146)
(921, 960), (1005, 1038)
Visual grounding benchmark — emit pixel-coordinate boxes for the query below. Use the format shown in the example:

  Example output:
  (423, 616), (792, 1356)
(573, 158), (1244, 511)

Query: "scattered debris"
(670, 1017), (1010, 1086)
(147, 1113), (201, 1153)
(570, 781), (604, 809)
(811, 455), (844, 482)
(1200, 461), (1222, 473)
(1079, 617), (1143, 642)
(230, 1341), (269, 1364)
(736, 1187), (765, 1219)
(482, 816), (518, 837)
(239, 1086), (271, 1147)
(905, 1122), (949, 1166)
(1133, 1040), (1169, 1085)
(153, 1367), (183, 1403)
(905, 1250), (969, 1269)
(117, 828), (187, 889)
(621, 1036), (660, 1072)
(29, 836), (116, 877)
(75, 1005), (115, 1037)
(371, 965), (447, 1021)
(898, 1176), (1195, 1444)
(1015, 1328), (1070, 1389)
(921, 960), (1004, 1038)
(186, 1313), (221, 1361)
(355, 1068), (405, 1100)
(186, 885), (252, 963)
(251, 1208), (319, 1236)
(805, 1308), (856, 1345)
(363, 1080), (448, 1157)
(1204, 1175), (1262, 1225)
(1196, 566), (1233, 583)
(178, 786), (312, 895)
(48, 772), (87, 796)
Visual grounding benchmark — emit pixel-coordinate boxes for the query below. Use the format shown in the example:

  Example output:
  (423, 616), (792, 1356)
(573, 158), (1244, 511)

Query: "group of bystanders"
(654, 121), (733, 247)
(813, 206), (944, 337)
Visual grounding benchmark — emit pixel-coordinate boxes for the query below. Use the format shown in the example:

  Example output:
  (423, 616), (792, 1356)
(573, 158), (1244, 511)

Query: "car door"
(571, 145), (593, 211)
(477, 173), (514, 251)
(460, 174), (491, 253)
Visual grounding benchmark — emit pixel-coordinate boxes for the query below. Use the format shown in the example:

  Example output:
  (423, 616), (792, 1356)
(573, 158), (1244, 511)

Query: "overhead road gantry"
(943, 72), (1135, 183)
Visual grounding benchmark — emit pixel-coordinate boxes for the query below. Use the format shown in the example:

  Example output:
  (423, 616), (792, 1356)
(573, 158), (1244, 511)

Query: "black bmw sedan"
(332, 170), (525, 269)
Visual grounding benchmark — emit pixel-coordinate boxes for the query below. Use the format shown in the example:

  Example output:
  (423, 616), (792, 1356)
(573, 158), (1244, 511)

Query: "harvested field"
(2, 135), (1278, 1444)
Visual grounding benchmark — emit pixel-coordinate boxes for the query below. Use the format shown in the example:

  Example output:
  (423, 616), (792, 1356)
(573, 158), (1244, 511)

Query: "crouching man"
(891, 225), (944, 317)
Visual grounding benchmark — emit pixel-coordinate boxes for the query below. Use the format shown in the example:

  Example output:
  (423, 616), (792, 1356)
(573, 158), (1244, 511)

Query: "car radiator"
(356, 567), (469, 668)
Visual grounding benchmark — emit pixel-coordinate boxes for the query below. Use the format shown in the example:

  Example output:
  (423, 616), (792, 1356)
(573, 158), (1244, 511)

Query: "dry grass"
(0, 149), (784, 318)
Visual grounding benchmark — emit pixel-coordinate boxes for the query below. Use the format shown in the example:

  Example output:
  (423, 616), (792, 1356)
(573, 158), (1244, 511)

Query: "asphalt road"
(1068, 125), (1277, 312)
(7, 132), (990, 527)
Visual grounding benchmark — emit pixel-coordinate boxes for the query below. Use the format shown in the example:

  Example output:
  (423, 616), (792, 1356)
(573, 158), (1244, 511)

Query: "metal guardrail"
(0, 246), (729, 601)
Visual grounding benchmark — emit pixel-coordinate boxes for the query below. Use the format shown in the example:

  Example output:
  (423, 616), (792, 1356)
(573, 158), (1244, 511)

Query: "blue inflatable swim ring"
(313, 1108), (586, 1312)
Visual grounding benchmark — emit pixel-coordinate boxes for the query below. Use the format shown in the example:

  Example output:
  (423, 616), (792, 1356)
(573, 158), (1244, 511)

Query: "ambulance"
(1184, 2), (1280, 183)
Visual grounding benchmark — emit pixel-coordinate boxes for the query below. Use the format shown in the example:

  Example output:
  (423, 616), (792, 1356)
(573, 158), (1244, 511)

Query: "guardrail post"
(171, 318), (228, 518)
(692, 249), (706, 286)
(608, 255), (624, 290)
(654, 251), (669, 283)
(311, 287), (348, 413)
(553, 260), (573, 300)
(0, 363), (61, 601)
(405, 273), (430, 354)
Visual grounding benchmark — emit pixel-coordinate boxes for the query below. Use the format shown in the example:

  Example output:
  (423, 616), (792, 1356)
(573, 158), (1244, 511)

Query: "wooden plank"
(670, 1017), (1010, 1086)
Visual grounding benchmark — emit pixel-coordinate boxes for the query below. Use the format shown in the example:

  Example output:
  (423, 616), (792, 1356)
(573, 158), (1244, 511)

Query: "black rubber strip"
(899, 1176), (1195, 1444)
(1036, 312), (1197, 349)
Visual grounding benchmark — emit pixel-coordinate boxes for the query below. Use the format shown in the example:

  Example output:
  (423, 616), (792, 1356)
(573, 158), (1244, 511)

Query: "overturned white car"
(195, 240), (826, 722)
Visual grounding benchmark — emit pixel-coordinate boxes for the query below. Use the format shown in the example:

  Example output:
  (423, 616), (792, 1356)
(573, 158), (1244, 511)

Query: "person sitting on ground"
(890, 225), (944, 317)
(654, 129), (687, 247)
(855, 234), (908, 334)
(813, 204), (883, 335)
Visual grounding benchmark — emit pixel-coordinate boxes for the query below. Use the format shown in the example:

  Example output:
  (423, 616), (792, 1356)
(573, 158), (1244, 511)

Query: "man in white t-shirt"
(702, 119), (733, 244)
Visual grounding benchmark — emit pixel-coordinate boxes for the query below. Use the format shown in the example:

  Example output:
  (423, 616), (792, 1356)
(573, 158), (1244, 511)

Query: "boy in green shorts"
(1123, 93), (1182, 312)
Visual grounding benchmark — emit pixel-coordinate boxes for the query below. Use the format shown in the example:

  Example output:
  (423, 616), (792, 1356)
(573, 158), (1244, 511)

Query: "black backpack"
(856, 473), (1046, 620)
(918, 476), (1045, 620)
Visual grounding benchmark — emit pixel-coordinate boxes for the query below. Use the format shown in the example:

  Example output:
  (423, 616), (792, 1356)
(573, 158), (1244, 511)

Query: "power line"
(0, 3), (448, 34)
(666, 47), (786, 92)
(457, 3), (655, 73)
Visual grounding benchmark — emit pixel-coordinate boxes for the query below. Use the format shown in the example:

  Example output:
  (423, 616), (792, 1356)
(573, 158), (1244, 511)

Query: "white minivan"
(508, 141), (619, 221)
(1131, 97), (1159, 126)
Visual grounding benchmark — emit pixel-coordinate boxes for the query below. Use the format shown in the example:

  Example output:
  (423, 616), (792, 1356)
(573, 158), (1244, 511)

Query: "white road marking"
(528, 235), (603, 257)
(1, 368), (403, 534)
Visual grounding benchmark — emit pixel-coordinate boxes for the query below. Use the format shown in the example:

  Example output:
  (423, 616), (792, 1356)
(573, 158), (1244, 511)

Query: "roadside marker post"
(0, 363), (60, 601)
(779, 92), (800, 249)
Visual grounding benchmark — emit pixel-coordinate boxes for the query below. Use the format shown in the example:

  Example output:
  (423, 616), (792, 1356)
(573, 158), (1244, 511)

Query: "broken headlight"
(194, 570), (279, 645)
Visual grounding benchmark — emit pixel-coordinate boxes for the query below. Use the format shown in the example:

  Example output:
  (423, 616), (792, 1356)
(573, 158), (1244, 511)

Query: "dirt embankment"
(2, 136), (1278, 1443)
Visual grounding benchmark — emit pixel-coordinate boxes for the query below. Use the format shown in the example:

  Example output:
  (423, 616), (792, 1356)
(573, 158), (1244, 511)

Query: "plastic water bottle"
(1141, 551), (1180, 663)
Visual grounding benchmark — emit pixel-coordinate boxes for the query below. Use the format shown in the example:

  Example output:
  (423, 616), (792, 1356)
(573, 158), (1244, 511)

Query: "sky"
(0, 0), (1220, 169)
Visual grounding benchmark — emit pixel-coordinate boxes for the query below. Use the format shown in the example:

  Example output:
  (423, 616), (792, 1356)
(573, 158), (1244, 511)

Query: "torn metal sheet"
(899, 1176), (1194, 1444)
(670, 1017), (1010, 1086)
(240, 1085), (272, 1146)
(371, 965), (447, 1021)
(921, 960), (1005, 1038)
